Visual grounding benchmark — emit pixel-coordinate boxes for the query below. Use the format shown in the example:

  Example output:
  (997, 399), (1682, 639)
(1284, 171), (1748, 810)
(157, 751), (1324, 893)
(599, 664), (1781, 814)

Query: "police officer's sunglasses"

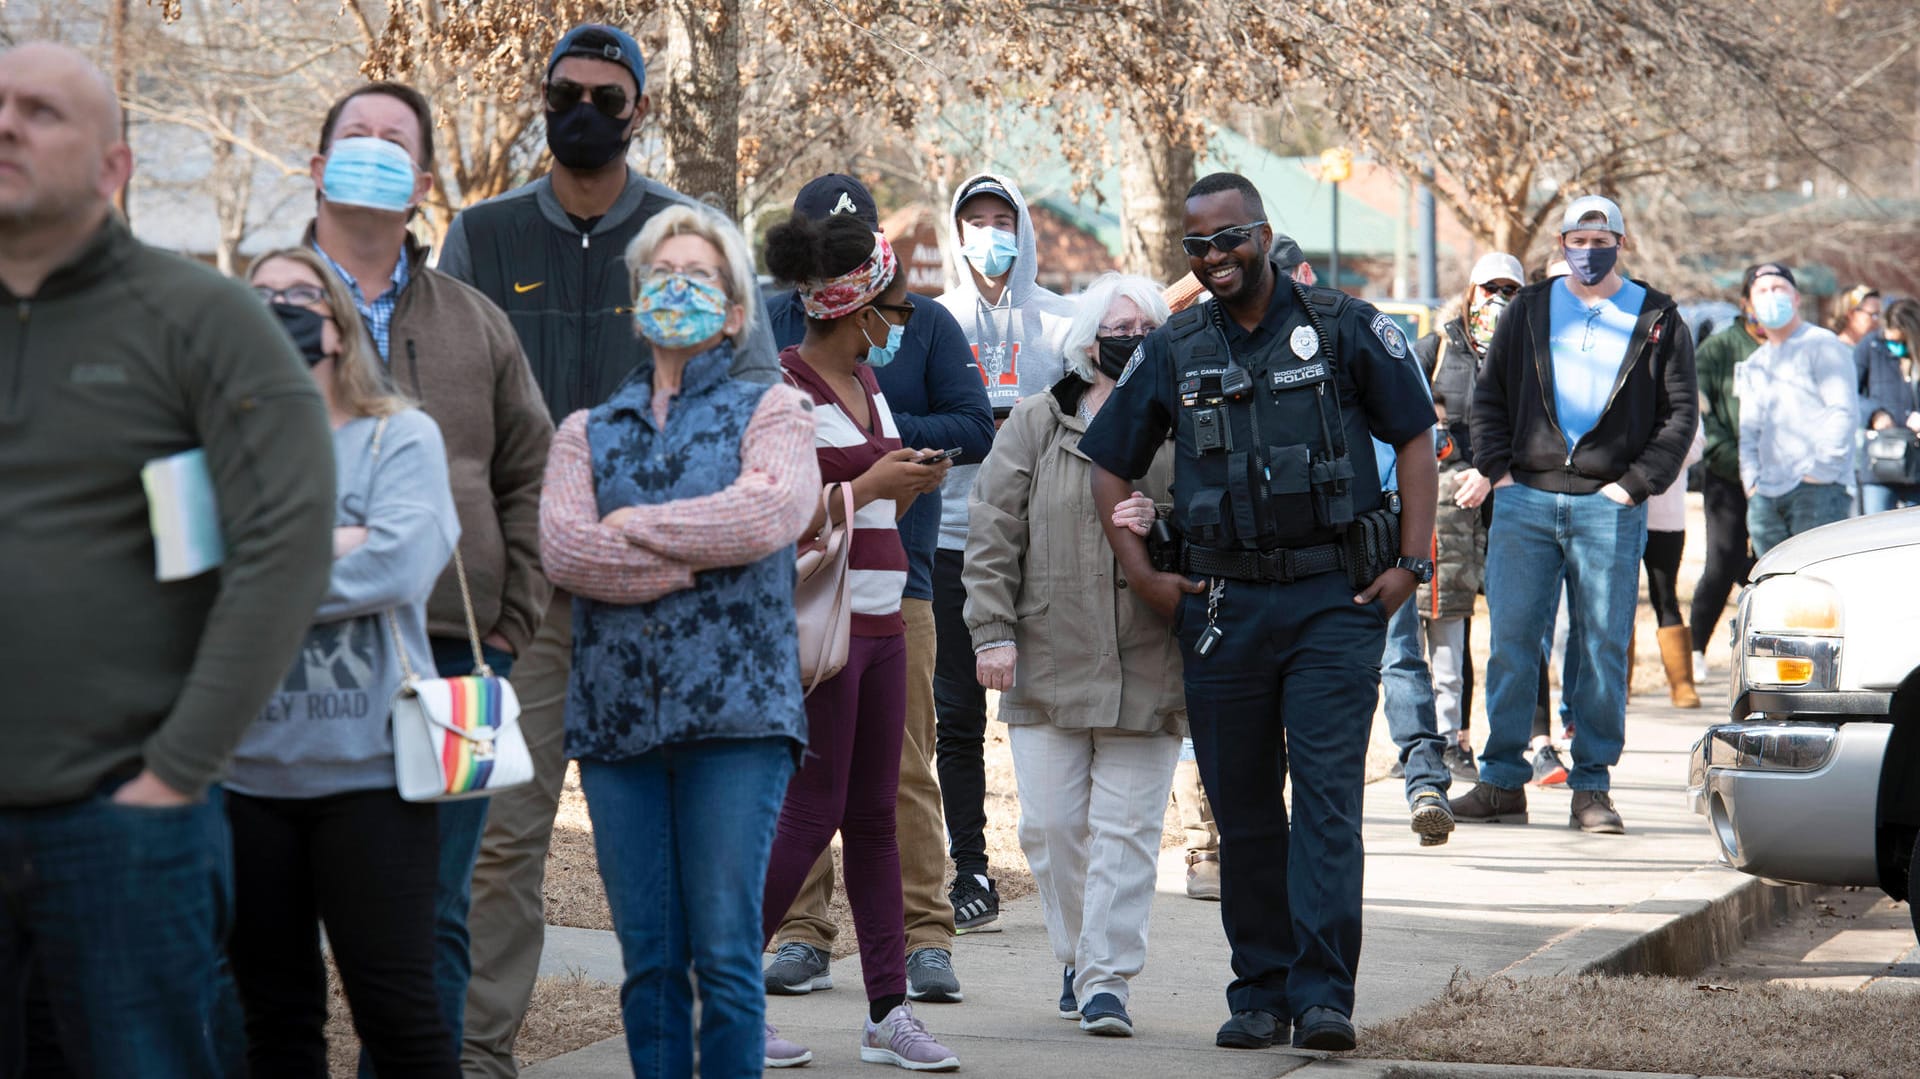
(1180, 221), (1268, 258)
(544, 79), (632, 120)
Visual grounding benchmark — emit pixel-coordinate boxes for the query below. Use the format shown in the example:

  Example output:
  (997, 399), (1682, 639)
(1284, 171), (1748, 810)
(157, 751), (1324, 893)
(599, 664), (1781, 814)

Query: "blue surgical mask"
(863, 312), (905, 368)
(321, 136), (419, 213)
(1752, 291), (1797, 331)
(1560, 243), (1619, 287)
(959, 223), (1018, 278)
(1890, 340), (1910, 359)
(632, 273), (730, 348)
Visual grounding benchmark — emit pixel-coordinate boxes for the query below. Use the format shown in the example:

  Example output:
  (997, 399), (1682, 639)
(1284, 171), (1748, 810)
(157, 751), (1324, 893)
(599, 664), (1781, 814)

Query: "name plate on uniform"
(1270, 361), (1330, 389)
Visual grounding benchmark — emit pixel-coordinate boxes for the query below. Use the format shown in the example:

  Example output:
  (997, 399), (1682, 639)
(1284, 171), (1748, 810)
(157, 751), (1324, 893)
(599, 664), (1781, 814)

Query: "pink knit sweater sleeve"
(539, 411), (695, 604)
(620, 385), (823, 568)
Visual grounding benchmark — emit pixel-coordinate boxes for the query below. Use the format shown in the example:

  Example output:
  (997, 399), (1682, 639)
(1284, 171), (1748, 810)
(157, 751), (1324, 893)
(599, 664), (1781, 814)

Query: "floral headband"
(800, 232), (898, 320)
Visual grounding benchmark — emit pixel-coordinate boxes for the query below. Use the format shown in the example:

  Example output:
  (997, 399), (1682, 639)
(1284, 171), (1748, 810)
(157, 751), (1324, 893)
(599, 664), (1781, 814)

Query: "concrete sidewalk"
(529, 674), (1785, 1077)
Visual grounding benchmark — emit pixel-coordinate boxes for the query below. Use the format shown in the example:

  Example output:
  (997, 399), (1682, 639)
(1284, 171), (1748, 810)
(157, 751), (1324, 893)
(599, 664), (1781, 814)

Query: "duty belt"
(1184, 542), (1345, 584)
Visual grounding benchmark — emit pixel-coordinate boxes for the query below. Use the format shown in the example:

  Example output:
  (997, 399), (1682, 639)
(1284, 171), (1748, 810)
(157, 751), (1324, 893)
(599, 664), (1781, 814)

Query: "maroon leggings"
(761, 633), (908, 1001)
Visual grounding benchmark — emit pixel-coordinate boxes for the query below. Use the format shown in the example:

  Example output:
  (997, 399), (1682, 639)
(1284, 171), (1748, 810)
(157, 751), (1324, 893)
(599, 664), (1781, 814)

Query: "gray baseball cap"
(1559, 194), (1625, 236)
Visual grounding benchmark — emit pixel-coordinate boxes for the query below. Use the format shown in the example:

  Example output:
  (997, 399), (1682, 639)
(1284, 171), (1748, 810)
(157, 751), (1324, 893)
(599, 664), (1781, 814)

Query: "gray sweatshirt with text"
(226, 410), (458, 798)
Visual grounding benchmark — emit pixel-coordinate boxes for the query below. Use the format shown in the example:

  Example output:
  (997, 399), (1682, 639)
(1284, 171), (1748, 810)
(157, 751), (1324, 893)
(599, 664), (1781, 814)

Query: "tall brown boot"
(1658, 624), (1701, 708)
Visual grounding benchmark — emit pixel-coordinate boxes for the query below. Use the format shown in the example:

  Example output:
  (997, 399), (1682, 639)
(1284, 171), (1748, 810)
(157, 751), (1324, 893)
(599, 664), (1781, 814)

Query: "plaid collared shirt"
(312, 242), (411, 363)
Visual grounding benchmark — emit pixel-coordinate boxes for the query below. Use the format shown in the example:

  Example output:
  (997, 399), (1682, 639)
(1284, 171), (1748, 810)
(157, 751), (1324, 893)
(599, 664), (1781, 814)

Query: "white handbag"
(387, 550), (534, 803)
(364, 416), (534, 802)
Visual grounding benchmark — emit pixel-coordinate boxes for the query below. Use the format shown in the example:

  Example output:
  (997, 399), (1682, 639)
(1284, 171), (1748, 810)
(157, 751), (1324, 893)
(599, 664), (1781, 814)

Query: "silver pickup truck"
(1688, 508), (1920, 943)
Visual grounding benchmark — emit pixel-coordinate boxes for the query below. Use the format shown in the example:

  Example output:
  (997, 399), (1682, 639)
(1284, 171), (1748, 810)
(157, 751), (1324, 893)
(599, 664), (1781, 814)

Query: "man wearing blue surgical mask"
(305, 81), (556, 1079)
(1734, 263), (1857, 553)
(1455, 194), (1697, 836)
(930, 173), (1074, 932)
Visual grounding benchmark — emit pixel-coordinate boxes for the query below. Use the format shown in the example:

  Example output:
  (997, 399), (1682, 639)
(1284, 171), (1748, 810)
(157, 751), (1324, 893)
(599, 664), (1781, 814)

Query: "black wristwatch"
(1393, 556), (1435, 584)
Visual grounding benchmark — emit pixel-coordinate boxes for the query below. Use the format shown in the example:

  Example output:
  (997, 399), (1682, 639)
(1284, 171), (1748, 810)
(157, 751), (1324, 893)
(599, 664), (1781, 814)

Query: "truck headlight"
(1742, 575), (1842, 690)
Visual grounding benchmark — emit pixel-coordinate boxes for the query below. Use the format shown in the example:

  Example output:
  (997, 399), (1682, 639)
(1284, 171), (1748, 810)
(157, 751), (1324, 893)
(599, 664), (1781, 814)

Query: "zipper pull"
(581, 232), (590, 250)
(16, 300), (27, 323)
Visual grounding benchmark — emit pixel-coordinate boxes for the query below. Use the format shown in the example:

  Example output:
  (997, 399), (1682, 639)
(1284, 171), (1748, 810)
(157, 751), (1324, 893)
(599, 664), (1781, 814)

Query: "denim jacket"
(564, 345), (808, 762)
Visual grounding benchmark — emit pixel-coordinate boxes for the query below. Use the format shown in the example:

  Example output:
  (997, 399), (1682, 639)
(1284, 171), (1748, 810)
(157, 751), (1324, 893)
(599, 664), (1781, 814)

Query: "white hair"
(625, 203), (761, 342)
(1063, 272), (1172, 383)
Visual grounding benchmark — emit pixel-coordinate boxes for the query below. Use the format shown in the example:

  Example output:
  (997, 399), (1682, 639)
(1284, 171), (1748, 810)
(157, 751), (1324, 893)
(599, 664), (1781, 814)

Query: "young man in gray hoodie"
(933, 173), (1075, 930)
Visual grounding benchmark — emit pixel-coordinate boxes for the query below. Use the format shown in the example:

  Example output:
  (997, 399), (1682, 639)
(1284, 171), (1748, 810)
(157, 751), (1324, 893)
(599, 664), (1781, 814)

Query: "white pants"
(1007, 723), (1181, 1007)
(1426, 616), (1468, 736)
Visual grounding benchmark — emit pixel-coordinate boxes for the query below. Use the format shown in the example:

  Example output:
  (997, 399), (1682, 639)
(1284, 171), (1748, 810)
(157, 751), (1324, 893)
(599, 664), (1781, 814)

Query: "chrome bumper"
(1688, 719), (1891, 887)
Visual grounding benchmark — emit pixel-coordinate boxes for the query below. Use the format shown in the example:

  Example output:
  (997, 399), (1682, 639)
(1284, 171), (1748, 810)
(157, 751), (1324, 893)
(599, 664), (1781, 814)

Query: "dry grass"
(1362, 971), (1918, 1079)
(323, 965), (620, 1077)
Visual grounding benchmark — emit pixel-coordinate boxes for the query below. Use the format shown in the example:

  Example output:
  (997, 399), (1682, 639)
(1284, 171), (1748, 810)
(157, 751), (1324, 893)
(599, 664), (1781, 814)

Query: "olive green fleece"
(0, 217), (336, 806)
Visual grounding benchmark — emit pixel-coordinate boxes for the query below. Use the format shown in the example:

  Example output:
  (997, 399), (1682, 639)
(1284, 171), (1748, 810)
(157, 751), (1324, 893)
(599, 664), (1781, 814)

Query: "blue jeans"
(1480, 484), (1646, 792)
(580, 738), (794, 1079)
(358, 639), (513, 1079)
(1861, 482), (1920, 515)
(1, 787), (231, 1077)
(1380, 596), (1451, 801)
(1747, 482), (1851, 556)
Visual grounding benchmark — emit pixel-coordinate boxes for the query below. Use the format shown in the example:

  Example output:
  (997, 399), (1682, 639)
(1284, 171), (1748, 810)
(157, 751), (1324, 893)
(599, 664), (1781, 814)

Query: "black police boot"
(1215, 1009), (1286, 1049)
(1292, 1005), (1356, 1051)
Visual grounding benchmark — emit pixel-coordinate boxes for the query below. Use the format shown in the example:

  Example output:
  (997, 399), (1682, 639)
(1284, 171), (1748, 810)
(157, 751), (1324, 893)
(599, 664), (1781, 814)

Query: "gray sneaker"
(860, 1003), (960, 1071)
(765, 941), (832, 995)
(906, 947), (962, 1003)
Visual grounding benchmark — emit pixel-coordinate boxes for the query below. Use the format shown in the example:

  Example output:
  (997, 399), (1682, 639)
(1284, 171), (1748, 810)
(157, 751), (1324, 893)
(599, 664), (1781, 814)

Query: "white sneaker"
(1693, 651), (1709, 684)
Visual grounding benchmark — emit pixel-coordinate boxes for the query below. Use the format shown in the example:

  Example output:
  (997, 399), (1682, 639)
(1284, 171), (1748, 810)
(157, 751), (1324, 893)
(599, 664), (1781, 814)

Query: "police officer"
(1082, 172), (1437, 1054)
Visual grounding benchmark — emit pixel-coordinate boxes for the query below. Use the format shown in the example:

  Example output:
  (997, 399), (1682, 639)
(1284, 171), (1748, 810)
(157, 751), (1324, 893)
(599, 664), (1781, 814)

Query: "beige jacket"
(963, 377), (1184, 734)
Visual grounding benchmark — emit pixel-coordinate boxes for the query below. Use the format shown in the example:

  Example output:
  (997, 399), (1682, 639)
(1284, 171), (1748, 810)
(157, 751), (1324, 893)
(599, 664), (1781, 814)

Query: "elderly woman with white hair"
(962, 272), (1185, 1038)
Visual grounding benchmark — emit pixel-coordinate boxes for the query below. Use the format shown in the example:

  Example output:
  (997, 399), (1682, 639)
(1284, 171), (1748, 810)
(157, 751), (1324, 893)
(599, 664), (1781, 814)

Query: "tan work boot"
(1657, 624), (1701, 708)
(1185, 852), (1221, 901)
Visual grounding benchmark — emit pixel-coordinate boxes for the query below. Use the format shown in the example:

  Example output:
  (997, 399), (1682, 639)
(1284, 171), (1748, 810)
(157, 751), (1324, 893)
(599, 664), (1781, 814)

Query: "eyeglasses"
(545, 78), (632, 120)
(1098, 321), (1156, 337)
(871, 299), (915, 324)
(1479, 282), (1520, 298)
(1180, 221), (1268, 259)
(253, 284), (327, 307)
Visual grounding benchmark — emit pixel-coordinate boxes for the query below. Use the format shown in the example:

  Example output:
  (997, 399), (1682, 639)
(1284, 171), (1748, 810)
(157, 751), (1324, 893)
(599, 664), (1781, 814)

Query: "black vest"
(1169, 283), (1358, 551)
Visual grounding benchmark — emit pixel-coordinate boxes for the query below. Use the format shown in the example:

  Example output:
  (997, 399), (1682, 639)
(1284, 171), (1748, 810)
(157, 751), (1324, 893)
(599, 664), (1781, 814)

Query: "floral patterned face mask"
(1469, 293), (1508, 349)
(633, 272), (730, 348)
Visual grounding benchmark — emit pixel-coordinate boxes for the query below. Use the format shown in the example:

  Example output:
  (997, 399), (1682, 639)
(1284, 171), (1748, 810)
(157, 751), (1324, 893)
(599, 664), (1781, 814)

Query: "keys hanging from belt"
(1195, 577), (1225, 658)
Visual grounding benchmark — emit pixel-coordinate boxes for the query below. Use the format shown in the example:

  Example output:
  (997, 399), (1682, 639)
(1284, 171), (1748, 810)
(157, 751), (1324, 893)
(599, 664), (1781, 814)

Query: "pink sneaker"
(765, 1023), (813, 1068)
(860, 1003), (959, 1071)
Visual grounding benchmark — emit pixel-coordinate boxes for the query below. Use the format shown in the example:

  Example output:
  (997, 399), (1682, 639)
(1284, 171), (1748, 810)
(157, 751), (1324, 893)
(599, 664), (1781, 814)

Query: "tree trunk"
(659, 0), (740, 216)
(1117, 109), (1195, 284)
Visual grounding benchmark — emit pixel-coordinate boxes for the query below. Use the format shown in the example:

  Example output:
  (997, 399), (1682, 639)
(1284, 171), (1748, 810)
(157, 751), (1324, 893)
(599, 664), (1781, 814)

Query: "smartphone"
(915, 447), (963, 464)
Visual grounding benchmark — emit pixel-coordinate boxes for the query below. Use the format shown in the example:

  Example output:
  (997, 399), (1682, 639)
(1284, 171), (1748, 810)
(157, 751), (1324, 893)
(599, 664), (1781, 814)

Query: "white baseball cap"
(1470, 252), (1526, 287)
(1559, 194), (1625, 236)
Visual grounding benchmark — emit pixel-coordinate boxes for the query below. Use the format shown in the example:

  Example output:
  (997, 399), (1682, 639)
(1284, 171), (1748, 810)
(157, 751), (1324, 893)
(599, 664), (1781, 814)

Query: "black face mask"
(270, 303), (328, 368)
(545, 102), (631, 171)
(1096, 335), (1144, 380)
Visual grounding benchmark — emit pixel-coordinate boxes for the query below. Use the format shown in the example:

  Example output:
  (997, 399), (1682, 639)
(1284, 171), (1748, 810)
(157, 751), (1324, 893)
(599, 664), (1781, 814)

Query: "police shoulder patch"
(1369, 312), (1409, 359)
(1115, 344), (1145, 387)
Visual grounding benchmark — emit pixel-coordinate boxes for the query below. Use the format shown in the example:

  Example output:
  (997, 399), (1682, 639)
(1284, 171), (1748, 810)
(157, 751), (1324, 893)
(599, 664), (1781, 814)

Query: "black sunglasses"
(1480, 282), (1520, 298)
(871, 299), (915, 324)
(545, 79), (631, 120)
(1180, 220), (1268, 259)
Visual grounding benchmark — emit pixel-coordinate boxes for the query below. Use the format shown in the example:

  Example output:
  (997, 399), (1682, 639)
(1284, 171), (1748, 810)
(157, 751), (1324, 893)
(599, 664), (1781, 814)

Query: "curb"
(1292, 1059), (1705, 1078)
(1496, 864), (1809, 981)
